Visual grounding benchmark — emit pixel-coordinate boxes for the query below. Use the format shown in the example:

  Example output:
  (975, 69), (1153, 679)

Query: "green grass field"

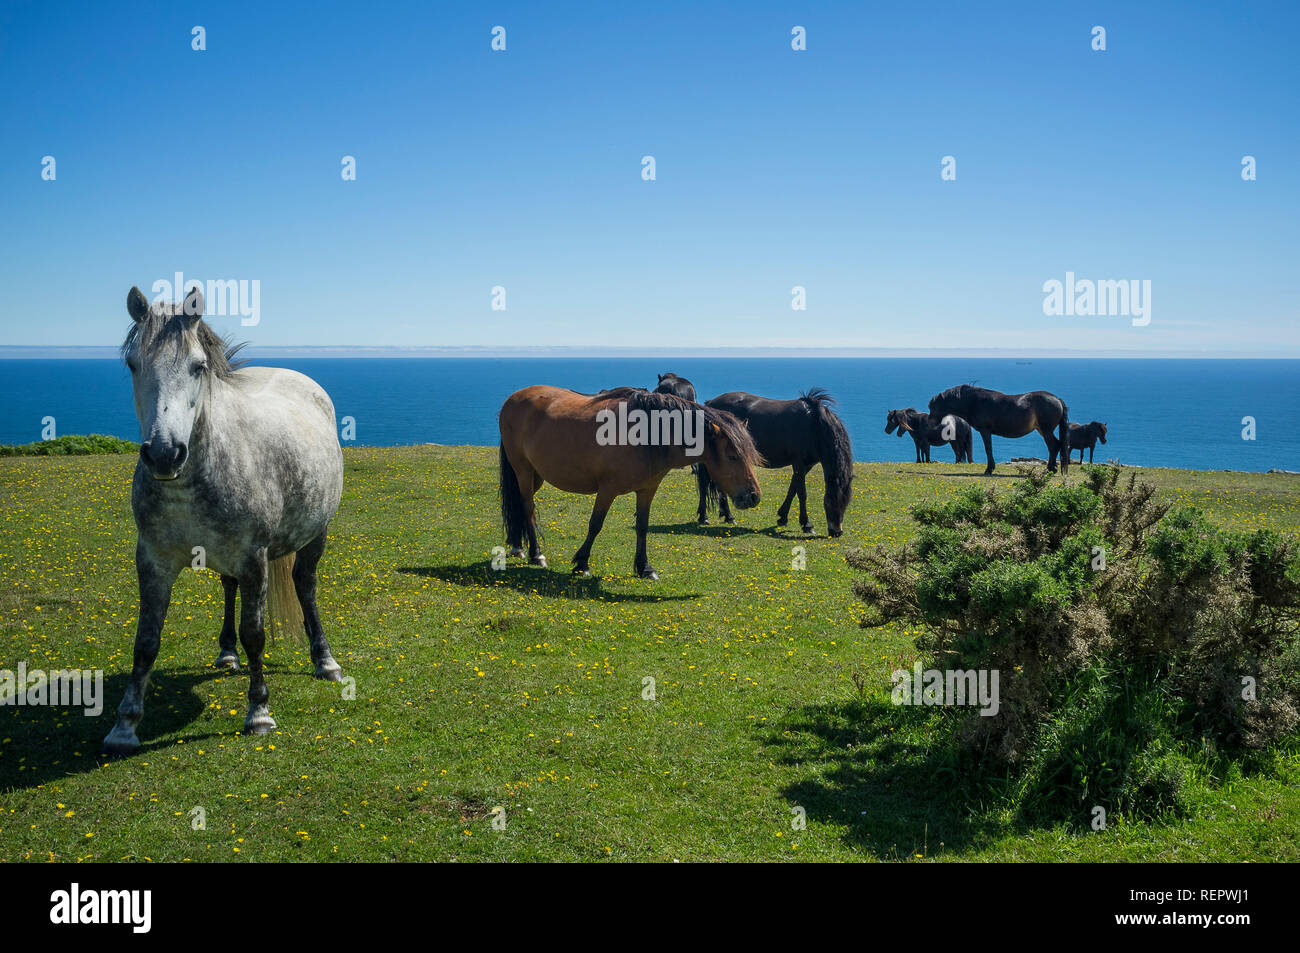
(2, 446), (1298, 862)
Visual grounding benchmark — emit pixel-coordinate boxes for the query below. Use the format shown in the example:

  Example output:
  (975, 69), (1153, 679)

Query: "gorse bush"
(0, 434), (138, 456)
(848, 465), (1300, 821)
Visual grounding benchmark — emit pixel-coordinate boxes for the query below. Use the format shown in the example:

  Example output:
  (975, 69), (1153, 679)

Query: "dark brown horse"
(885, 408), (974, 463)
(1068, 421), (1108, 463)
(696, 389), (853, 536)
(928, 384), (1070, 474)
(498, 385), (762, 579)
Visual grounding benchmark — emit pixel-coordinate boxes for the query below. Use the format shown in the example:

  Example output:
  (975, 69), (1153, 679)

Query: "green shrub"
(0, 434), (138, 457)
(848, 465), (1300, 820)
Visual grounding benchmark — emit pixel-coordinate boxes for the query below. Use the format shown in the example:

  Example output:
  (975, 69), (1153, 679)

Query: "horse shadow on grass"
(0, 666), (240, 792)
(649, 521), (825, 541)
(398, 562), (701, 602)
(909, 469), (1022, 480)
(647, 520), (761, 537)
(764, 698), (1009, 859)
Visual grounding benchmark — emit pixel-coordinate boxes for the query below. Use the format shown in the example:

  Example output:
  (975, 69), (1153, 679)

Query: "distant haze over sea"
(3, 346), (1297, 360)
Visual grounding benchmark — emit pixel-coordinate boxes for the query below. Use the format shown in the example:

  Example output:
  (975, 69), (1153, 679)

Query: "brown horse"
(498, 385), (762, 579)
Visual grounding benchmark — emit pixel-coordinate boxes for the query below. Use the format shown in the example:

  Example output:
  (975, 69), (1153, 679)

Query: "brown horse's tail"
(265, 554), (304, 643)
(1058, 399), (1070, 473)
(499, 442), (529, 548)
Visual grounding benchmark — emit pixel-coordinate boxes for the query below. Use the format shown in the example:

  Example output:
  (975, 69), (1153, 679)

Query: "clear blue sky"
(2, 0), (1296, 353)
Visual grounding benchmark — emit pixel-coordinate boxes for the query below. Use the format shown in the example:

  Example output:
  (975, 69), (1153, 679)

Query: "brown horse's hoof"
(776, 516), (788, 527)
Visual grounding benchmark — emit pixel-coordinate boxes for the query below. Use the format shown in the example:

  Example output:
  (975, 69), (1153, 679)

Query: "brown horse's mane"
(122, 301), (247, 381)
(597, 387), (763, 468)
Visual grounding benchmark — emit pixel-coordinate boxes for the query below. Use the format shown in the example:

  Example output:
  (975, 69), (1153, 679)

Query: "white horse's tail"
(266, 554), (305, 643)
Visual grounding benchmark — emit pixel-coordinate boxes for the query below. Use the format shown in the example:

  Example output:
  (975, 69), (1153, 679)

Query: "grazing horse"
(1068, 421), (1109, 463)
(498, 385), (761, 579)
(654, 372), (697, 402)
(885, 408), (974, 463)
(928, 384), (1069, 475)
(102, 286), (344, 757)
(697, 389), (853, 536)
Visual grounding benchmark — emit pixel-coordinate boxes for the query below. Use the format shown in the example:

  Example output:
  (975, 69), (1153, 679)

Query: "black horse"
(654, 373), (697, 402)
(928, 384), (1070, 475)
(697, 389), (853, 536)
(885, 408), (974, 463)
(1068, 421), (1108, 463)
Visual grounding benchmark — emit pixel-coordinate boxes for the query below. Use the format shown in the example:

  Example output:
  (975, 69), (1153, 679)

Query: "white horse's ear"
(127, 286), (150, 322)
(181, 285), (205, 323)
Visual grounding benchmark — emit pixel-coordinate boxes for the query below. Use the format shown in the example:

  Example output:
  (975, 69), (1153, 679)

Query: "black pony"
(697, 389), (853, 536)
(928, 384), (1069, 475)
(885, 408), (973, 463)
(1068, 421), (1108, 463)
(654, 373), (697, 402)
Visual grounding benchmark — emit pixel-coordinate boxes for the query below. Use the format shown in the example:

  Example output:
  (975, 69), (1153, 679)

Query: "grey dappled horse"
(102, 286), (344, 756)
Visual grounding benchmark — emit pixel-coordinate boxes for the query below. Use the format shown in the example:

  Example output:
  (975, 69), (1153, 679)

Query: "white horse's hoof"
(314, 658), (343, 682)
(243, 711), (277, 735)
(214, 652), (240, 671)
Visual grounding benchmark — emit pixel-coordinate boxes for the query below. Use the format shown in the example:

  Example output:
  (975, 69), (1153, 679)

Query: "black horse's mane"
(597, 387), (762, 468)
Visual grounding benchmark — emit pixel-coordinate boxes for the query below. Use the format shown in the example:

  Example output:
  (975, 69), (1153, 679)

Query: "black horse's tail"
(499, 442), (529, 547)
(802, 389), (854, 523)
(1057, 398), (1070, 473)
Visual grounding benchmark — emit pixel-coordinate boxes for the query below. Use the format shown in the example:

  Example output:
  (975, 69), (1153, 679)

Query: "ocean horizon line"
(3, 346), (1299, 360)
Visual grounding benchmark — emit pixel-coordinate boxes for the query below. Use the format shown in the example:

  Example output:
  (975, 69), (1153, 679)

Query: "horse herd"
(97, 286), (1110, 755)
(885, 396), (1108, 467)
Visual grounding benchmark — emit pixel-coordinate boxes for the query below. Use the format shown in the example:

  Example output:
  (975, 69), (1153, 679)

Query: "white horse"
(102, 285), (344, 756)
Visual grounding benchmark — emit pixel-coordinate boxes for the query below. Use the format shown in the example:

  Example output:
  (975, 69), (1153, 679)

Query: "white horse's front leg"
(102, 545), (176, 757)
(239, 550), (276, 735)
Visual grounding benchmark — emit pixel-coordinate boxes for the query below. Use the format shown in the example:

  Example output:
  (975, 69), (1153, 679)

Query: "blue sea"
(1, 358), (1296, 472)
